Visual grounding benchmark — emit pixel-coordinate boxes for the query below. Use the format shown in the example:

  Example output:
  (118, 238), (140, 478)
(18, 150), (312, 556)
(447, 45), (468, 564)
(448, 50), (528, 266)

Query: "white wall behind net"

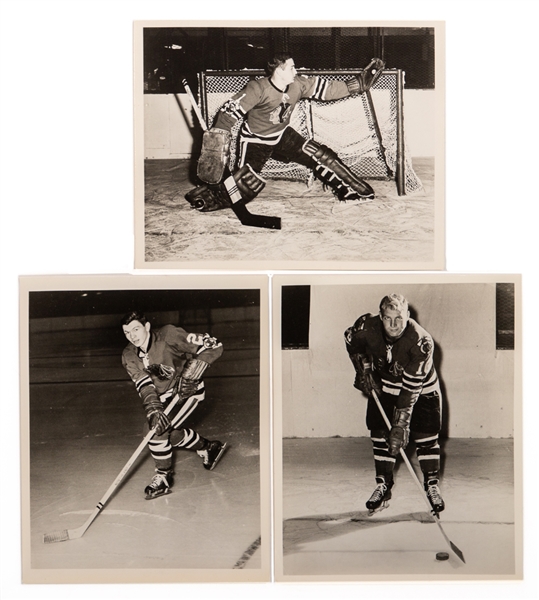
(282, 282), (514, 439)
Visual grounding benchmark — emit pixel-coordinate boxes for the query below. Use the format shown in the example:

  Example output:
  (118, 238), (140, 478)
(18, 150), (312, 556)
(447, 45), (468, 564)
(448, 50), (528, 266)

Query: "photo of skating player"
(273, 275), (522, 581)
(20, 275), (271, 583)
(134, 22), (445, 270)
(121, 310), (228, 500)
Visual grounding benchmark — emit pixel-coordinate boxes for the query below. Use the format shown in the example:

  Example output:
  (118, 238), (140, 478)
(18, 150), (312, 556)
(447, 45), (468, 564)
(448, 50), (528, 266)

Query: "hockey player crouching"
(185, 53), (384, 217)
(121, 311), (227, 499)
(344, 294), (445, 514)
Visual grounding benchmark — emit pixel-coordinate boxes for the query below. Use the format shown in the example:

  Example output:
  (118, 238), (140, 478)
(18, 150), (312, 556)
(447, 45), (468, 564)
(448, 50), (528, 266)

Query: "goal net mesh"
(199, 70), (422, 195)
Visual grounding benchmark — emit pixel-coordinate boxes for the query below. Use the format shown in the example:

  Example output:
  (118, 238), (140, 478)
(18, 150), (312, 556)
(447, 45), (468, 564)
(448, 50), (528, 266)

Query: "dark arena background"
(25, 287), (265, 575)
(138, 25), (441, 268)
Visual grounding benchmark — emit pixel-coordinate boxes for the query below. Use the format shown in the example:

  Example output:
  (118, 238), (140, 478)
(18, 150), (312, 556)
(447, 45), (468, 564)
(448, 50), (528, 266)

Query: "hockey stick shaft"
(371, 389), (466, 563)
(181, 78), (208, 132)
(181, 79), (281, 230)
(44, 384), (198, 543)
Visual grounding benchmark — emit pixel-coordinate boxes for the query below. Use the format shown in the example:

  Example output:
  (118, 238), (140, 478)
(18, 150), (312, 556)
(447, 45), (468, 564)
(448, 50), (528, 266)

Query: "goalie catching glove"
(197, 128), (232, 185)
(346, 58), (385, 96)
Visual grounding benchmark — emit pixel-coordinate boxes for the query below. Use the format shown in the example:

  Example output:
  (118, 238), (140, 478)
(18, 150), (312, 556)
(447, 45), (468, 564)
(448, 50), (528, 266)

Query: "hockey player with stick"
(185, 53), (384, 218)
(344, 294), (445, 515)
(121, 311), (227, 499)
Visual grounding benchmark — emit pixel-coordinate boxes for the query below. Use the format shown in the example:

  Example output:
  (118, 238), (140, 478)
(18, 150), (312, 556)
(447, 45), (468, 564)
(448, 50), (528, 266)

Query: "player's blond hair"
(379, 293), (408, 313)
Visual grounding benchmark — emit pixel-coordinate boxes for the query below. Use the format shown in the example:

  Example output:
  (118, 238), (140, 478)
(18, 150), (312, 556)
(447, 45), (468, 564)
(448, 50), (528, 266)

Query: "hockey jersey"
(122, 324), (223, 409)
(344, 313), (440, 408)
(214, 75), (351, 143)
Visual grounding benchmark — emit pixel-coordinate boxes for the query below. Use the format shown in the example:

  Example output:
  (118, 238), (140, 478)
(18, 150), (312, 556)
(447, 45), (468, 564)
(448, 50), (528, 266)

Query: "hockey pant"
(145, 382), (206, 471)
(237, 126), (375, 200)
(368, 391), (442, 482)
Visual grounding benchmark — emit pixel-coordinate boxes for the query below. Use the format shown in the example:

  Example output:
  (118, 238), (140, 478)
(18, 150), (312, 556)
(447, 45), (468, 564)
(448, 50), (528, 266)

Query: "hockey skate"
(424, 478), (445, 514)
(197, 440), (228, 471)
(144, 469), (173, 500)
(366, 477), (393, 515)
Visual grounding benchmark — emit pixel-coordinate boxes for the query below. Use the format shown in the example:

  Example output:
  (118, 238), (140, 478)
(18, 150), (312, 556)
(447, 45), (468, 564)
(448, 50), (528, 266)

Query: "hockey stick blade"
(43, 524), (86, 544)
(232, 203), (281, 230)
(450, 540), (466, 564)
(43, 387), (188, 543)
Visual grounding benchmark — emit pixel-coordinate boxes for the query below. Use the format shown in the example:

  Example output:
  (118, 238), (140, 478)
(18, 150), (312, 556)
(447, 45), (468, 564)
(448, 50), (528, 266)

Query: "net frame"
(198, 69), (422, 195)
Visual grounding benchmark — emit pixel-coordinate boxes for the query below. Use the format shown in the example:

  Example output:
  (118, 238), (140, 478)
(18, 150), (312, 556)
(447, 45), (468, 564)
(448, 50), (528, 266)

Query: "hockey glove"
(346, 58), (385, 95)
(348, 353), (380, 395)
(388, 406), (412, 456)
(179, 358), (209, 400)
(147, 408), (171, 436)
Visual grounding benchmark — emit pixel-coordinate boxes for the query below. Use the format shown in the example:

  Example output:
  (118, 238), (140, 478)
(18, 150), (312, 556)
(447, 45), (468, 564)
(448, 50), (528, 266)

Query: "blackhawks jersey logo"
(419, 337), (433, 355)
(146, 363), (175, 381)
(269, 93), (291, 124)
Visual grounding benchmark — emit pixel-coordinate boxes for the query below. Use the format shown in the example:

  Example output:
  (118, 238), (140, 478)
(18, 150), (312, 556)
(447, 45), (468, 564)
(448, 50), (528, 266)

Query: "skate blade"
(145, 488), (173, 501)
(367, 500), (389, 517)
(209, 442), (228, 471)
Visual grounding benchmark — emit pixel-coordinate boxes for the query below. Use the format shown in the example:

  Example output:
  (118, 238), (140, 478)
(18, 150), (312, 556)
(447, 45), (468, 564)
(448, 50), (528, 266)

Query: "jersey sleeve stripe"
(310, 77), (329, 101)
(135, 375), (154, 393)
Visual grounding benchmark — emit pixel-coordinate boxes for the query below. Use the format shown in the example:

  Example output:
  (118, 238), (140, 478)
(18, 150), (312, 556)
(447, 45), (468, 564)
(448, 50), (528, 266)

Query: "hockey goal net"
(198, 69), (422, 196)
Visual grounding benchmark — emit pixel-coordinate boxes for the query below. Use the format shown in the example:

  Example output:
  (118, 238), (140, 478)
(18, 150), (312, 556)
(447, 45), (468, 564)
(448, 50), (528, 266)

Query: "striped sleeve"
(396, 335), (438, 408)
(298, 75), (350, 102)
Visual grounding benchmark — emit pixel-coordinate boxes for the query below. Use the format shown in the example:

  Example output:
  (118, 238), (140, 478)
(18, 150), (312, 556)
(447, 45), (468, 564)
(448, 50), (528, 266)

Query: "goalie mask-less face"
(123, 320), (151, 349)
(274, 58), (297, 87)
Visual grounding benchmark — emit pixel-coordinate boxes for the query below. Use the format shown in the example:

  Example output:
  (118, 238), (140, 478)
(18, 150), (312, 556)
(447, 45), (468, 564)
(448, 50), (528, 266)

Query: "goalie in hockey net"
(121, 311), (228, 500)
(185, 53), (385, 219)
(344, 294), (445, 514)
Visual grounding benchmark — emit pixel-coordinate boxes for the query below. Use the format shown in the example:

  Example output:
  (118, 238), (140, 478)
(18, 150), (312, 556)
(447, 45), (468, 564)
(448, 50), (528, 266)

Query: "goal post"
(197, 69), (422, 196)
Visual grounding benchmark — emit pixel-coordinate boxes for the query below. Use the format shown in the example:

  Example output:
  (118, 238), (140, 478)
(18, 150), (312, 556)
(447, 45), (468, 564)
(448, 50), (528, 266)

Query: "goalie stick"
(371, 389), (466, 563)
(43, 386), (196, 544)
(182, 78), (281, 230)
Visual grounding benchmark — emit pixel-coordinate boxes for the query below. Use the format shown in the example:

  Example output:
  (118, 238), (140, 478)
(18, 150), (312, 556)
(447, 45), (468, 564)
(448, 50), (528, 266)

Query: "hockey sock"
(170, 428), (204, 450)
(415, 433), (441, 476)
(148, 438), (173, 466)
(371, 433), (396, 482)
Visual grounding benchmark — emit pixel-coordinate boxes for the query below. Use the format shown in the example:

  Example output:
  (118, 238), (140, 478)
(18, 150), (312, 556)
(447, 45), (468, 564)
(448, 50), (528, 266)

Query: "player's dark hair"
(379, 294), (408, 313)
(266, 53), (292, 76)
(121, 310), (148, 327)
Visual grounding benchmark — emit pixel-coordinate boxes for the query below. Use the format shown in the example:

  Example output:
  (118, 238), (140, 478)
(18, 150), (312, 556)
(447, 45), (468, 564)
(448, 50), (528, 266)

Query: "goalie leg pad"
(302, 139), (375, 201)
(197, 128), (232, 185)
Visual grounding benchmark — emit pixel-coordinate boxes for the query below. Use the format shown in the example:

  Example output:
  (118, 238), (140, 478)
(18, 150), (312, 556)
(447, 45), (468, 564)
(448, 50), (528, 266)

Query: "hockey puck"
(435, 552), (450, 561)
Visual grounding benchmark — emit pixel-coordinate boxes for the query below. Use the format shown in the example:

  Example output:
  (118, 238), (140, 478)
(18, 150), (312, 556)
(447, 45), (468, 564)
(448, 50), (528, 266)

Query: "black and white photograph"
(134, 22), (445, 270)
(20, 275), (271, 583)
(273, 274), (521, 581)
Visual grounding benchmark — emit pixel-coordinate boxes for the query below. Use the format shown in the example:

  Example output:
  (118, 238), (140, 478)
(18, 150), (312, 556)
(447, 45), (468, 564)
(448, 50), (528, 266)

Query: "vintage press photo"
(272, 274), (522, 582)
(20, 274), (271, 584)
(134, 21), (445, 270)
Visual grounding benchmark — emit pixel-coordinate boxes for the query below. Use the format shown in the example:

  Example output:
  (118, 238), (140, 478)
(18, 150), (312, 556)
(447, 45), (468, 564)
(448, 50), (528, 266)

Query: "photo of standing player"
(344, 293), (445, 516)
(273, 275), (521, 581)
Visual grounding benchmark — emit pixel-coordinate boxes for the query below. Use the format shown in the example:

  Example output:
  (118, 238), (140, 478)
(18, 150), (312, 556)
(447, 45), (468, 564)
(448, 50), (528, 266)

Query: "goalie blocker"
(185, 165), (281, 230)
